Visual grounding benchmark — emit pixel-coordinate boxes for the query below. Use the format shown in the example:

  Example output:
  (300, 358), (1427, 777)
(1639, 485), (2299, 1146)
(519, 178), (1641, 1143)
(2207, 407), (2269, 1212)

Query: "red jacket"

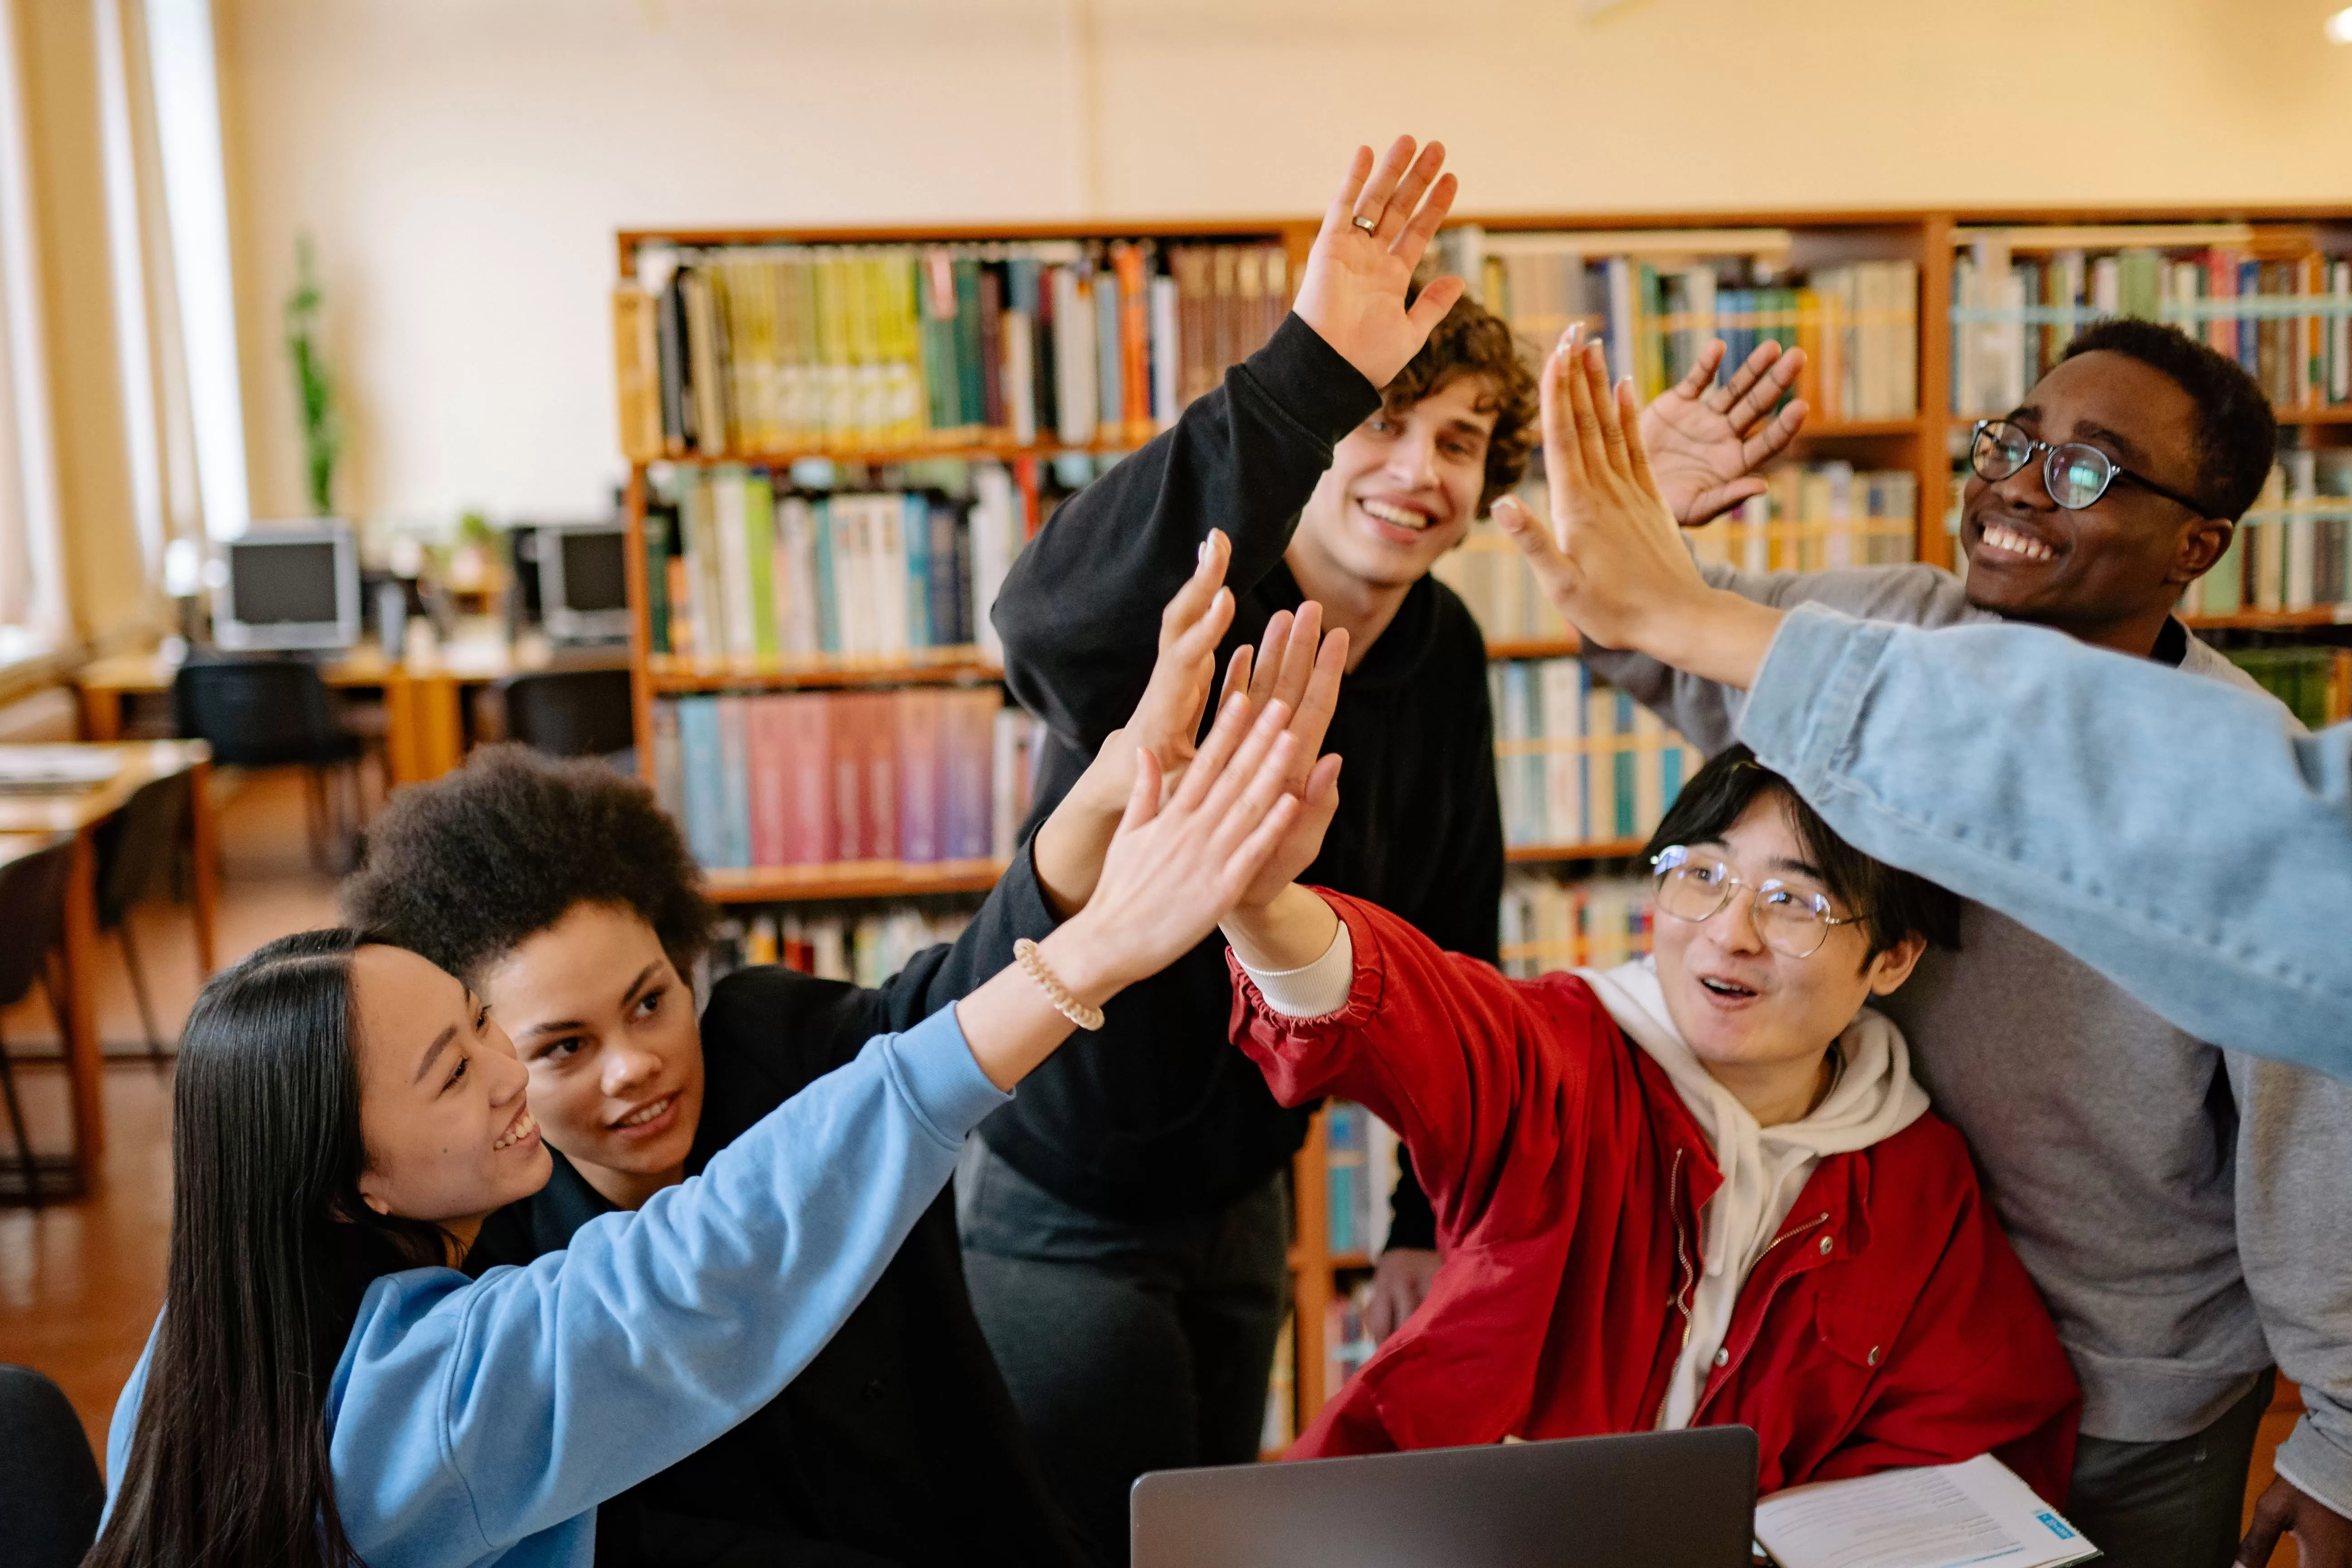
(1231, 895), (2080, 1500)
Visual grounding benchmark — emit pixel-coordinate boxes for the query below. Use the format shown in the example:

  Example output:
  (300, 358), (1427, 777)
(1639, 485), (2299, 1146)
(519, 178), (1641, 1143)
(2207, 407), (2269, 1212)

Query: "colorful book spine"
(1491, 658), (1701, 849)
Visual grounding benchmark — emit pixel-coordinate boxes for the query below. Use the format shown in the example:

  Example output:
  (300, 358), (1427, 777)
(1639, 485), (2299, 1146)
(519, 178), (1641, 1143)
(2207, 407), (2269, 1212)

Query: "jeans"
(956, 1139), (1289, 1568)
(2065, 1369), (2274, 1568)
(0, 1365), (103, 1568)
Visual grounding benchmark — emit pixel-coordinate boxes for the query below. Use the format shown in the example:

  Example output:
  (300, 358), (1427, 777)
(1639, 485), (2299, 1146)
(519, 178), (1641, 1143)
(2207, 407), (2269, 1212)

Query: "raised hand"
(1493, 327), (1708, 651)
(1638, 338), (1809, 526)
(1291, 136), (1464, 388)
(1062, 695), (1310, 997)
(1491, 327), (1785, 688)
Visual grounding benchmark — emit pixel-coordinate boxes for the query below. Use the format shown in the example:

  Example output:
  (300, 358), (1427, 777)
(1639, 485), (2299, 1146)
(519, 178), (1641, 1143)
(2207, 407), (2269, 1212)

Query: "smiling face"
(477, 901), (704, 1211)
(1961, 351), (2235, 653)
(349, 944), (549, 1240)
(1651, 796), (1924, 1121)
(1291, 374), (1500, 594)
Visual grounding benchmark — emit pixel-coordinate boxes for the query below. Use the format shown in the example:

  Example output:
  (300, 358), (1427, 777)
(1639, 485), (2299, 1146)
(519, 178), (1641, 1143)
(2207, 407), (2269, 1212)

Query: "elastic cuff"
(1737, 603), (1892, 783)
(886, 1005), (1015, 1148)
(1236, 314), (1384, 445)
(2275, 1419), (2352, 1522)
(1241, 921), (1356, 1019)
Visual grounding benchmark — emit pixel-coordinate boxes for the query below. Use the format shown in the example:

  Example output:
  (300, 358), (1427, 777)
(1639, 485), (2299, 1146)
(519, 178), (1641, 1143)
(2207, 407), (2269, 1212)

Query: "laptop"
(1132, 1426), (1758, 1568)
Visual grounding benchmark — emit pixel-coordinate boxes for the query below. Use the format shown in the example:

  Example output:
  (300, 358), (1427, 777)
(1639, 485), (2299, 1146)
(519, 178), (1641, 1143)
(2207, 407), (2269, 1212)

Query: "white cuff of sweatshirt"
(1240, 920), (1356, 1018)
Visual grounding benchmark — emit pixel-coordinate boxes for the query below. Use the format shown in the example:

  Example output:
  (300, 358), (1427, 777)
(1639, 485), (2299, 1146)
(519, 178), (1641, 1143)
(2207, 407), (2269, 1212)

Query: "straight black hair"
(1643, 747), (1963, 961)
(87, 929), (452, 1568)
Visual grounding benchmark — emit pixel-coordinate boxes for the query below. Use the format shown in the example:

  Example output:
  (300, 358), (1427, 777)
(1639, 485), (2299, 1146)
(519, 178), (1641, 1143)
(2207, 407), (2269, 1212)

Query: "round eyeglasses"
(1968, 419), (2208, 515)
(1649, 844), (1860, 960)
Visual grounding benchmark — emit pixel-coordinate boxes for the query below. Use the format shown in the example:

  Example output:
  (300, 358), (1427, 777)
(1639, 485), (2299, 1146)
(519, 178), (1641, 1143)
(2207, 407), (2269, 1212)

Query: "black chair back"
(0, 844), (72, 1011)
(502, 669), (636, 759)
(172, 658), (356, 768)
(94, 774), (189, 930)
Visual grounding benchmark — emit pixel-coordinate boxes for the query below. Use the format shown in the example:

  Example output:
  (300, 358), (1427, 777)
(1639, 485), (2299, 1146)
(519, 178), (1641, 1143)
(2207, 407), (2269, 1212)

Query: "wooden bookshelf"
(701, 859), (1008, 905)
(614, 204), (2352, 1448)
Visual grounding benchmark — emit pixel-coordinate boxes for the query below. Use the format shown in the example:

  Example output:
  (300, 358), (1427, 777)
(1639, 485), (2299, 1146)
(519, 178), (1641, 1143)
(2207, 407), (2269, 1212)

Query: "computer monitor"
(538, 521), (630, 643)
(213, 520), (361, 652)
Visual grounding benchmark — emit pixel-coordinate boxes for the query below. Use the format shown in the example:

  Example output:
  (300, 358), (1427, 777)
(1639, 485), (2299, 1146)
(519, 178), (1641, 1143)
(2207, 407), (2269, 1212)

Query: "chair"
(92, 774), (191, 1066)
(499, 669), (636, 762)
(0, 841), (74, 1206)
(173, 657), (364, 870)
(0, 1365), (104, 1567)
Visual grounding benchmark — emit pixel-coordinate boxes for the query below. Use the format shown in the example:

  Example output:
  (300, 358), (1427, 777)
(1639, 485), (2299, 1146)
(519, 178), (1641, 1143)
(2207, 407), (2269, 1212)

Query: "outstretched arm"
(1497, 324), (2352, 1076)
(994, 135), (1460, 749)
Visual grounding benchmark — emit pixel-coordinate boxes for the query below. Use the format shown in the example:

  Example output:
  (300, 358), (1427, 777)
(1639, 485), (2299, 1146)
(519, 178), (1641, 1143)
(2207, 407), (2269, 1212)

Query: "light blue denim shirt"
(103, 1006), (1009, 1568)
(1739, 603), (2352, 1073)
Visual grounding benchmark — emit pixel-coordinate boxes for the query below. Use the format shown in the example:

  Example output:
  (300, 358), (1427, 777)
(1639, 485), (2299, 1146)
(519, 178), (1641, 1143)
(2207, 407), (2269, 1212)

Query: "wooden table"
(0, 741), (217, 1179)
(72, 642), (631, 787)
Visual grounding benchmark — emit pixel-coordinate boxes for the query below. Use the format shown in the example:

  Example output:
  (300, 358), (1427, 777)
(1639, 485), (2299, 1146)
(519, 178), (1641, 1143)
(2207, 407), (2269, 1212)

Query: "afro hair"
(340, 743), (717, 986)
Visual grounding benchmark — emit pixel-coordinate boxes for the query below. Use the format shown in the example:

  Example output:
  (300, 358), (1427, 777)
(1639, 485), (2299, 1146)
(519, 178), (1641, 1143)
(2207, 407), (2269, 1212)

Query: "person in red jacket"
(1216, 741), (2082, 1501)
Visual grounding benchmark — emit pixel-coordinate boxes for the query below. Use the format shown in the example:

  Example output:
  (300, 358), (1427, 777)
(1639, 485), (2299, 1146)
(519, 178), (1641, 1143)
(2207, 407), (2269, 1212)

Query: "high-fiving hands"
(1491, 325), (1787, 690)
(1292, 136), (1464, 389)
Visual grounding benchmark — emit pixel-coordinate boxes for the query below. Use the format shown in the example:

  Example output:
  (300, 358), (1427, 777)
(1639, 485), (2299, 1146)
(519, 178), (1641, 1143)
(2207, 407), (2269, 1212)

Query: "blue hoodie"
(104, 1005), (1008, 1568)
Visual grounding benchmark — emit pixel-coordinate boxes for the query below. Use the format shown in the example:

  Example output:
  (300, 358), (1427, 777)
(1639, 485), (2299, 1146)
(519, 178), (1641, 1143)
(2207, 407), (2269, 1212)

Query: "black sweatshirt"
(986, 314), (1502, 1234)
(468, 843), (1093, 1568)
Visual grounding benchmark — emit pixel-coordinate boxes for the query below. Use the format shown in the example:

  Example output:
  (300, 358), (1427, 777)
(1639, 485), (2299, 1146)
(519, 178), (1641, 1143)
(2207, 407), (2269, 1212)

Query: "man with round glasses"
(1560, 317), (2352, 1568)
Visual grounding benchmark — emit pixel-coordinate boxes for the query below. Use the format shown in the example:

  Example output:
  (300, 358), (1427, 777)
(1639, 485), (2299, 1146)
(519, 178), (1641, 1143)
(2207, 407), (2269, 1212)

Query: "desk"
(72, 642), (631, 787)
(0, 741), (217, 1179)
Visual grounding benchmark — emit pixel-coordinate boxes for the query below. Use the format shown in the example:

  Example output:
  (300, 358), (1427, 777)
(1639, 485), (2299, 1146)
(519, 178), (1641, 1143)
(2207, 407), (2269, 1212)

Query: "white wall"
(218, 0), (2352, 526)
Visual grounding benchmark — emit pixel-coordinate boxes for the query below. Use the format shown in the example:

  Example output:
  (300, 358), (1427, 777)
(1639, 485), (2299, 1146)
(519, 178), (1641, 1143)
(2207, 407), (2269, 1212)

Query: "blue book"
(928, 502), (965, 646)
(676, 697), (726, 867)
(1095, 268), (1122, 434)
(811, 499), (841, 654)
(715, 695), (753, 869)
(902, 493), (932, 649)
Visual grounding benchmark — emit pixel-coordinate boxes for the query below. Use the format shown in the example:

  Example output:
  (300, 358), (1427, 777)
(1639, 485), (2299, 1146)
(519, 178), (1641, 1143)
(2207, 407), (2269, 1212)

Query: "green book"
(954, 258), (986, 434)
(744, 471), (778, 658)
(642, 503), (672, 655)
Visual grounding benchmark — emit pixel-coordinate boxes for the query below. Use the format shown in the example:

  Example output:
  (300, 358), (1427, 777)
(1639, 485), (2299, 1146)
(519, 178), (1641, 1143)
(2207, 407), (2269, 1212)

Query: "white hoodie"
(1576, 956), (1928, 1431)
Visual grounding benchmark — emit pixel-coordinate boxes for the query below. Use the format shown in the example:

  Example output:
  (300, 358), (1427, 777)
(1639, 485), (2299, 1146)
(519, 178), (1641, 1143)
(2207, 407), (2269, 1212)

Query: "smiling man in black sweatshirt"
(966, 135), (1809, 1561)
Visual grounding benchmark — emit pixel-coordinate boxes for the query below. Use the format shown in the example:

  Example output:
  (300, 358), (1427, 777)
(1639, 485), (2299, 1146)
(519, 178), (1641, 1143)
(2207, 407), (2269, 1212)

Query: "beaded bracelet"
(1014, 938), (1105, 1032)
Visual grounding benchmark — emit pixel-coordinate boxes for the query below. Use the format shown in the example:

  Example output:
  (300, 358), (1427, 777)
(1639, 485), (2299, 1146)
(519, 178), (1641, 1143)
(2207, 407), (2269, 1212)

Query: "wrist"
(1032, 917), (1129, 1011)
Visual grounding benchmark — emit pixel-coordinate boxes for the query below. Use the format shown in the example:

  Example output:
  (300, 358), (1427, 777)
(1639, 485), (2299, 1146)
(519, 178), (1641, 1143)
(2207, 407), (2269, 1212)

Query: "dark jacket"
(469, 844), (1092, 1568)
(986, 313), (1502, 1230)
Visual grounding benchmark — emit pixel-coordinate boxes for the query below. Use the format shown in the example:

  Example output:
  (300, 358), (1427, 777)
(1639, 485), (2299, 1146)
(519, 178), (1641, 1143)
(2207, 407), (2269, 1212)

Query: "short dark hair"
(1385, 292), (1538, 514)
(1642, 746), (1962, 962)
(341, 744), (717, 986)
(2057, 318), (2276, 521)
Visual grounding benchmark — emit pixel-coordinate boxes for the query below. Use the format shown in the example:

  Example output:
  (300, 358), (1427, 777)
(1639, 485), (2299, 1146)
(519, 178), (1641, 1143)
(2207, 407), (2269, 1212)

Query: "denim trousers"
(955, 1138), (1290, 1568)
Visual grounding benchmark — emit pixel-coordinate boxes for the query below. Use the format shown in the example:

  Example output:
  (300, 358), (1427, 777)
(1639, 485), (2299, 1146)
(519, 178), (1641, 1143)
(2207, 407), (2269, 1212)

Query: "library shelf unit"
(613, 203), (2352, 1447)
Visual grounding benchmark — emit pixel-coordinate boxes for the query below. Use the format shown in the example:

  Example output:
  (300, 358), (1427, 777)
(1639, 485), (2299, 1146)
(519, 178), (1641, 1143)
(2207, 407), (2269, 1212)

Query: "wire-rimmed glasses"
(1649, 844), (1860, 960)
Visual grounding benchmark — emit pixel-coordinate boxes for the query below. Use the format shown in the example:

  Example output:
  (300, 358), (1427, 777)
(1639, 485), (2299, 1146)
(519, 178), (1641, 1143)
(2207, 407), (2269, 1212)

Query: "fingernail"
(1197, 538), (1212, 567)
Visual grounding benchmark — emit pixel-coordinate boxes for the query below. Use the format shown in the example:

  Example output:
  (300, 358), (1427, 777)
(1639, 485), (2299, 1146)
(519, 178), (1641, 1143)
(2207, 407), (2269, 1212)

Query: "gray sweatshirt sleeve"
(1579, 561), (1984, 755)
(2227, 1049), (2352, 1520)
(1738, 605), (2352, 1073)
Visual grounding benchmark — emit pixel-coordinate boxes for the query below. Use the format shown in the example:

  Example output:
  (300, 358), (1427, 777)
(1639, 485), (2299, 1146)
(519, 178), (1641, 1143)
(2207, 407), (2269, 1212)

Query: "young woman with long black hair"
(87, 673), (1322, 1568)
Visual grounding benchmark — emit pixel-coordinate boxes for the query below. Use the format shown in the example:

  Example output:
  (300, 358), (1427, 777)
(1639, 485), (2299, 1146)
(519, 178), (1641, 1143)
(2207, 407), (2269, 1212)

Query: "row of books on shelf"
(2187, 451), (2352, 617)
(1952, 241), (2352, 416)
(704, 906), (977, 994)
(1501, 871), (1656, 981)
(2227, 646), (2352, 731)
(615, 237), (1289, 460)
(1436, 228), (1920, 420)
(1492, 658), (1704, 849)
(645, 463), (1048, 664)
(648, 690), (1046, 872)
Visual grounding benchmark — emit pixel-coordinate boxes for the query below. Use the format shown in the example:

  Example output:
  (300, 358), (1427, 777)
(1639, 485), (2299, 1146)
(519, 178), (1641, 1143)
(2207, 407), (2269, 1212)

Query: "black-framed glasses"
(1969, 419), (2209, 515)
(1649, 844), (1861, 960)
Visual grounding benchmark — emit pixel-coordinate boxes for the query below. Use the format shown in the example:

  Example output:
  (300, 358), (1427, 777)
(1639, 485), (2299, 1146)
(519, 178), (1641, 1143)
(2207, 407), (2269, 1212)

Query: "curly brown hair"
(339, 743), (717, 986)
(1381, 293), (1539, 514)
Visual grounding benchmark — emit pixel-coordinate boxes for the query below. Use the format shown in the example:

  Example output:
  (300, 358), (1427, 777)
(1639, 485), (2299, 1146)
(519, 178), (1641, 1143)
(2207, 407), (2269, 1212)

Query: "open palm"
(1638, 338), (1811, 526)
(1291, 136), (1464, 389)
